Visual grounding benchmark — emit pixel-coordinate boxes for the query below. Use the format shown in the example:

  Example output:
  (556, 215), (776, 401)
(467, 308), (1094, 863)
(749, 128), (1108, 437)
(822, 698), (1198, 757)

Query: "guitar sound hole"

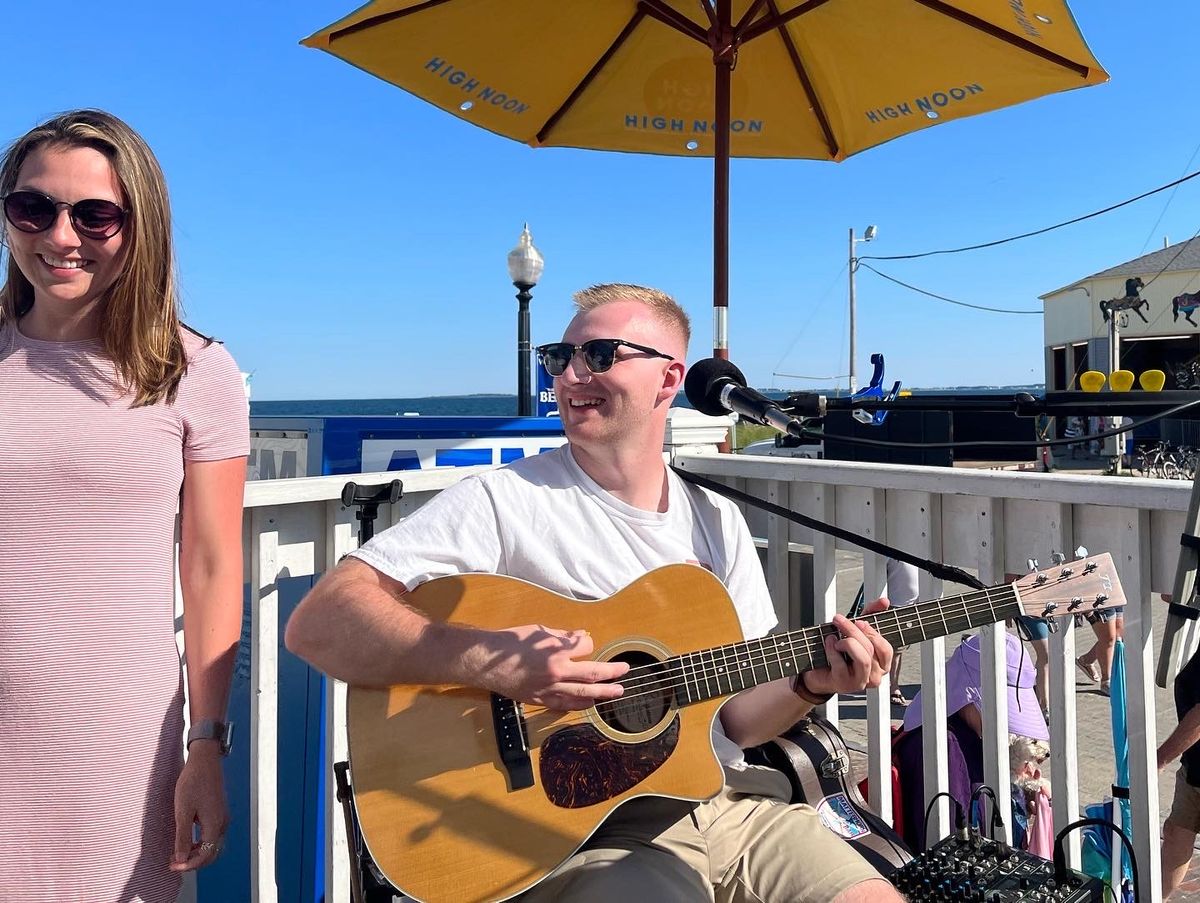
(596, 650), (673, 735)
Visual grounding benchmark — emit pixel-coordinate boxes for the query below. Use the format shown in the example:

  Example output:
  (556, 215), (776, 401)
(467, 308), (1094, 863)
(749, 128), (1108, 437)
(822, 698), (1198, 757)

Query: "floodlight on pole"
(849, 225), (878, 393)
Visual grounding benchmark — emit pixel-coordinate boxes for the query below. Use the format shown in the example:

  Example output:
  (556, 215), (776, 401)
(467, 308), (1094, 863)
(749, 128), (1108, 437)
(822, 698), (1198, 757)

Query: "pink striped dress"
(0, 323), (249, 902)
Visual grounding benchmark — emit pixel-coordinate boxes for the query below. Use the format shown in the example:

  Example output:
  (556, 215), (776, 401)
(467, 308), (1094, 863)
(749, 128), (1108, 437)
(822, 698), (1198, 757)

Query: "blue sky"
(4, 2), (1198, 399)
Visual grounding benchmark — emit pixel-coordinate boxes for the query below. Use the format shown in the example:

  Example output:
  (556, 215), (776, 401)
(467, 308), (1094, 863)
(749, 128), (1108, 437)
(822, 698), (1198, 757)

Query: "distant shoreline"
(250, 386), (1048, 418)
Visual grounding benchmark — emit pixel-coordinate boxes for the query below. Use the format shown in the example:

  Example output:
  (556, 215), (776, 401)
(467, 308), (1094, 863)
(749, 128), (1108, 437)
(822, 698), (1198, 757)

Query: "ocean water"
(250, 395), (521, 417)
(249, 386), (1045, 419)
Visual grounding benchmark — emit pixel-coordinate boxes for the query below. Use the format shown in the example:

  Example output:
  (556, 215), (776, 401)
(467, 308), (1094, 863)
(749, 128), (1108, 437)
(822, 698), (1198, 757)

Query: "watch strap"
(187, 719), (234, 756)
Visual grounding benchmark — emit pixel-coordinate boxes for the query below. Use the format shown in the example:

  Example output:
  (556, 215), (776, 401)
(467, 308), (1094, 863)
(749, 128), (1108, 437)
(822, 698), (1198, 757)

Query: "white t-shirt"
(352, 445), (786, 793)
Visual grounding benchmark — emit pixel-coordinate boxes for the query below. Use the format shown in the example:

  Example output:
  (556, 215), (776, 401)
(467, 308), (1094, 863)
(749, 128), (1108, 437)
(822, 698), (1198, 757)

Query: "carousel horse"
(1172, 290), (1200, 326)
(1100, 276), (1148, 323)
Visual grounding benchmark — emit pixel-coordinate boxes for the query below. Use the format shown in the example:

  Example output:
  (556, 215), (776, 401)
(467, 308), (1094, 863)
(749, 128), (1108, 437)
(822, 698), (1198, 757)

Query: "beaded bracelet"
(791, 670), (834, 706)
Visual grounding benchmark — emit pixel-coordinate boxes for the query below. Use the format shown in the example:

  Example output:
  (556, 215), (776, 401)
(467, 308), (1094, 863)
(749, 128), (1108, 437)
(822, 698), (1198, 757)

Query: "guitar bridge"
(820, 753), (849, 779)
(491, 693), (534, 791)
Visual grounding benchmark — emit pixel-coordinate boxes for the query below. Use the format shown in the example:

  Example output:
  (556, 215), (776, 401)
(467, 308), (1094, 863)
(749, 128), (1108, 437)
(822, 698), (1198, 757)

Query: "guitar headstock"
(1013, 552), (1126, 621)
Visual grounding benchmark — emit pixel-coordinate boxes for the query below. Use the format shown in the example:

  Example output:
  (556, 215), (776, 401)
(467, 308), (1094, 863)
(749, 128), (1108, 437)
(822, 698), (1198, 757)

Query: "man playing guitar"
(285, 283), (901, 902)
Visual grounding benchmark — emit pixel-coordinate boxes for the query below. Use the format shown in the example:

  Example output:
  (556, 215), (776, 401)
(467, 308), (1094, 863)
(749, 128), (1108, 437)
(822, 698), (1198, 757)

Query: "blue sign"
(536, 364), (560, 417)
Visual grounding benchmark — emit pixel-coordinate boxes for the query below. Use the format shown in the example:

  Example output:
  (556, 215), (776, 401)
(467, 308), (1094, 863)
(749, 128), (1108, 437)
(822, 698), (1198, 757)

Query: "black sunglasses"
(536, 338), (674, 377)
(2, 190), (127, 240)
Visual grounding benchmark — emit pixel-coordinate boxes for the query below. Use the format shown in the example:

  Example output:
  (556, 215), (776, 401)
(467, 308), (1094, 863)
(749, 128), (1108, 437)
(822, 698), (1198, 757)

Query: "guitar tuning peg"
(1074, 545), (1089, 560)
(1051, 551), (1066, 565)
(1027, 558), (1040, 572)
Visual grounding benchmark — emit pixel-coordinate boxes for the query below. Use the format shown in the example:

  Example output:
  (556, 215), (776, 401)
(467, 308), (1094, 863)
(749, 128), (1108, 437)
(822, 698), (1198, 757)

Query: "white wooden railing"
(675, 450), (1187, 903)
(208, 410), (1183, 902)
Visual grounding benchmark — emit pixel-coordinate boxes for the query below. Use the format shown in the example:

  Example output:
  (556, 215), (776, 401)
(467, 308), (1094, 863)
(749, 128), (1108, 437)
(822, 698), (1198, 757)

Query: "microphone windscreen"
(684, 358), (747, 416)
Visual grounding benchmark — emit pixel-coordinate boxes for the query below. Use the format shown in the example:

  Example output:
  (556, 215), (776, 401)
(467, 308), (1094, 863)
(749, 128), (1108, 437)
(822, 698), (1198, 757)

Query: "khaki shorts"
(519, 788), (887, 903)
(1166, 767), (1200, 834)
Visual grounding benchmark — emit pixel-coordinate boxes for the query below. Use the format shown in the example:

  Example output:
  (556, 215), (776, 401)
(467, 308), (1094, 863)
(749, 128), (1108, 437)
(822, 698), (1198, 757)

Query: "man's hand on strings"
(803, 600), (894, 697)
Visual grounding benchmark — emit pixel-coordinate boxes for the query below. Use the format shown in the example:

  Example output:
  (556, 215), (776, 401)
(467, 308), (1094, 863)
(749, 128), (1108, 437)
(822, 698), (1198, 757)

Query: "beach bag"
(1080, 799), (1134, 903)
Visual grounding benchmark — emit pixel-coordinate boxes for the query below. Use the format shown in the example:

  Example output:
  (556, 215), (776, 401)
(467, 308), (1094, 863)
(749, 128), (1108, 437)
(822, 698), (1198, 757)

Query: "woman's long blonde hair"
(0, 109), (188, 406)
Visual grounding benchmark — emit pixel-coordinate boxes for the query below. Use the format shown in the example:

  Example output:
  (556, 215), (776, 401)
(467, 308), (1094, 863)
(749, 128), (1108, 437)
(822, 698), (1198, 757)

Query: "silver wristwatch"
(187, 719), (234, 756)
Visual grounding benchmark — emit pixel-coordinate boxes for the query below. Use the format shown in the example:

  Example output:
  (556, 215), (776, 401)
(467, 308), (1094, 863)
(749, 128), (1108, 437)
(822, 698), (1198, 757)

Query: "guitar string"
(609, 576), (1107, 695)
(522, 589), (1068, 733)
(595, 586), (1113, 715)
(603, 589), (1017, 702)
(610, 586), (1016, 692)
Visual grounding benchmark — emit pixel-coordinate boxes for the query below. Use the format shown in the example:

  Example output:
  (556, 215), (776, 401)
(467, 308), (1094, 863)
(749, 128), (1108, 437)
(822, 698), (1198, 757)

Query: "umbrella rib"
(326, 0), (455, 41)
(734, 0), (770, 34)
(913, 0), (1093, 78)
(762, 0), (839, 159)
(535, 10), (648, 145)
(638, 0), (710, 44)
(741, 0), (832, 44)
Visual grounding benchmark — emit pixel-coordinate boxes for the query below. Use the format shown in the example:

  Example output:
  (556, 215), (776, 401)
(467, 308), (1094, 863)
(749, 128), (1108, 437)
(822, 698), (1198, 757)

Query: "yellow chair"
(1079, 371), (1106, 392)
(1109, 370), (1135, 392)
(1139, 369), (1166, 392)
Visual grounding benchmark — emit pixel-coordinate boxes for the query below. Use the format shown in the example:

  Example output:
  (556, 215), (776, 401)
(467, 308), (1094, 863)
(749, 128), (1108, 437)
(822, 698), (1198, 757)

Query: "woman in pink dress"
(0, 110), (248, 902)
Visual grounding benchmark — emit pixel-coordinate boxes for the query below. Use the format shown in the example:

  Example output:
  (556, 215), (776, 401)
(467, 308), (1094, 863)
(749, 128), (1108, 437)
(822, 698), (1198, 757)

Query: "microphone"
(684, 358), (821, 438)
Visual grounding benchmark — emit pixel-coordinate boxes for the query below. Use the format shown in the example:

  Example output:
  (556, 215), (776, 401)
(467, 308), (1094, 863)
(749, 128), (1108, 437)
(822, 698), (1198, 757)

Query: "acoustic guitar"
(347, 555), (1124, 902)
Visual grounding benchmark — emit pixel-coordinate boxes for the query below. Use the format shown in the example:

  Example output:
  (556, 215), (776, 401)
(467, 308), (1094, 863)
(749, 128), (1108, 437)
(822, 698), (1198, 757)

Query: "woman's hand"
(170, 746), (229, 872)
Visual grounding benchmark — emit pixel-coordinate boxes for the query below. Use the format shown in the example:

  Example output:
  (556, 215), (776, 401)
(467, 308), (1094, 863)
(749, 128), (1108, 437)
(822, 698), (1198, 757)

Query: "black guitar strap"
(670, 465), (986, 591)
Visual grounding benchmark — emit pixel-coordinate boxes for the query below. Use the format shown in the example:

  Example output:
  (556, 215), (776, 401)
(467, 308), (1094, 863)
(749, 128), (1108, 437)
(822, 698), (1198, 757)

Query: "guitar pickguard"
(540, 716), (680, 808)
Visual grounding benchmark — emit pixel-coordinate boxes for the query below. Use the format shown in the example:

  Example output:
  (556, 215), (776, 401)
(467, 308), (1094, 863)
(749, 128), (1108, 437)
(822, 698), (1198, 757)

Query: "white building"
(1042, 239), (1200, 390)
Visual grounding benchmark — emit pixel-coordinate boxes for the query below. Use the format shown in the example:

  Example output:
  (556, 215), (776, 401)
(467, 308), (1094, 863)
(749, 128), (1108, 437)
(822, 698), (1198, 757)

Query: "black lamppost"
(507, 223), (544, 416)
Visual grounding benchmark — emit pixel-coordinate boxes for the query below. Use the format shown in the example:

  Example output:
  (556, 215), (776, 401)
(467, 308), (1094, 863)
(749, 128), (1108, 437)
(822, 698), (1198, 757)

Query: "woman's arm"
(178, 456), (247, 728)
(171, 455), (246, 871)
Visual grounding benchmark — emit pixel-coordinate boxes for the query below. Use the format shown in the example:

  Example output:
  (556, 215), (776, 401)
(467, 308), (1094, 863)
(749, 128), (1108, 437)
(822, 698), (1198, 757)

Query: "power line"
(859, 168), (1200, 262)
(857, 263), (1042, 314)
(1138, 140), (1200, 256)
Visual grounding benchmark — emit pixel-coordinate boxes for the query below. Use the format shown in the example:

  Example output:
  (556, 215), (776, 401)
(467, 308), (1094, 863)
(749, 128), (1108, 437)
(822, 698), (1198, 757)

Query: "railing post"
(800, 479), (839, 729)
(912, 492), (951, 844)
(323, 500), (358, 903)
(766, 479), (791, 627)
(1117, 506), (1162, 901)
(862, 490), (891, 824)
(976, 496), (1011, 844)
(250, 507), (280, 903)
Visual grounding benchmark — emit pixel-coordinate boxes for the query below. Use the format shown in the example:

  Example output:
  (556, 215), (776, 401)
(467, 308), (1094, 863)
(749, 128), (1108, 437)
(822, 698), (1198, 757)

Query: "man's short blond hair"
(572, 283), (691, 347)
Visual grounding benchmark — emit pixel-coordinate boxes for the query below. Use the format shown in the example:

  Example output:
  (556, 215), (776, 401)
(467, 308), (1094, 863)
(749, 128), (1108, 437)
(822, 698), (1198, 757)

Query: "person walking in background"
(1159, 647), (1200, 899)
(0, 110), (249, 901)
(1075, 607), (1125, 696)
(1064, 416), (1084, 459)
(1016, 615), (1052, 720)
(885, 558), (920, 707)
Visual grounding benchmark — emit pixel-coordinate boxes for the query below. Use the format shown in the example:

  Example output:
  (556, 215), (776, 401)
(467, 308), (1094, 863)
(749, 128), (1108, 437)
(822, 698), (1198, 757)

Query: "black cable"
(1053, 816), (1139, 903)
(860, 169), (1200, 262)
(1142, 226), (1200, 291)
(923, 791), (966, 852)
(969, 785), (1004, 841)
(858, 263), (1043, 314)
(802, 397), (1200, 451)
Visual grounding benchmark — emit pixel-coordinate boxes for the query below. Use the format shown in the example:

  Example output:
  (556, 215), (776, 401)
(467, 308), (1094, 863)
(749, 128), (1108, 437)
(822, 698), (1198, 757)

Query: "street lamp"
(507, 223), (544, 416)
(848, 224), (878, 393)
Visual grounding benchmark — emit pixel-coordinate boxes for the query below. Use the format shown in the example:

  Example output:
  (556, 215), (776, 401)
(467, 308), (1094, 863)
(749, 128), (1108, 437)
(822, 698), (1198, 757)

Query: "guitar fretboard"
(655, 585), (1021, 707)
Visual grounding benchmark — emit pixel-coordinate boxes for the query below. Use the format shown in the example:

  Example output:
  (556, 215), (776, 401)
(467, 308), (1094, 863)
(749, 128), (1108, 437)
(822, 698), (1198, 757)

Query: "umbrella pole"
(712, 0), (732, 364)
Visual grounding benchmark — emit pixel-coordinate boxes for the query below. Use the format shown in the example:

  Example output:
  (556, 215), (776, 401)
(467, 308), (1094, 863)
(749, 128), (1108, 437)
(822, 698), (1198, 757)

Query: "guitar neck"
(663, 584), (1022, 707)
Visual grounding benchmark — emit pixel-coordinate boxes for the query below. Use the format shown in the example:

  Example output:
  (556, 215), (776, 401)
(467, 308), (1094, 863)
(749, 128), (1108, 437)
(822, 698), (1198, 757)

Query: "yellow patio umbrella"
(303, 0), (1107, 360)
